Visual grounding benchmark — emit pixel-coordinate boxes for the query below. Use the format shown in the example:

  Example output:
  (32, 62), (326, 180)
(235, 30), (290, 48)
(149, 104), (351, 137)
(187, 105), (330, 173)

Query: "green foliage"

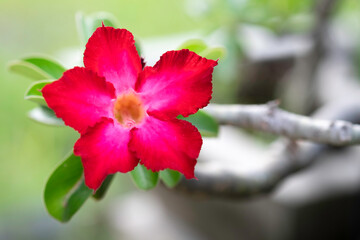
(28, 106), (64, 126)
(178, 110), (219, 137)
(178, 39), (226, 60)
(178, 39), (208, 54)
(192, 0), (313, 34)
(8, 56), (65, 80)
(201, 47), (226, 60)
(160, 169), (182, 188)
(8, 56), (65, 125)
(44, 153), (92, 222)
(130, 164), (159, 190)
(24, 80), (53, 105)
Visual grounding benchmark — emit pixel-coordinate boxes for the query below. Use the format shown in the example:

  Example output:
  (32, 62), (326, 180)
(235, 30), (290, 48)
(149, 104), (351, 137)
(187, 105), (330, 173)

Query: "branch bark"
(205, 102), (360, 146)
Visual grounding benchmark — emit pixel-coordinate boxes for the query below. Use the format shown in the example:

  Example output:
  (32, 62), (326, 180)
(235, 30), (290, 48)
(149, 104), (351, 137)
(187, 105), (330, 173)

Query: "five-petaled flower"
(42, 26), (218, 190)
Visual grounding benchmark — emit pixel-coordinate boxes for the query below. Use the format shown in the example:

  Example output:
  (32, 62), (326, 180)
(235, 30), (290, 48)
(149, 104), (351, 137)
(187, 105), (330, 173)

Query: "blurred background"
(1, 0), (360, 239)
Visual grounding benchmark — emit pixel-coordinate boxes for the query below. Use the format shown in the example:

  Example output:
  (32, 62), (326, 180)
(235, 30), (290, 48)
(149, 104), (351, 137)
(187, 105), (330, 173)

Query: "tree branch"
(204, 102), (360, 146)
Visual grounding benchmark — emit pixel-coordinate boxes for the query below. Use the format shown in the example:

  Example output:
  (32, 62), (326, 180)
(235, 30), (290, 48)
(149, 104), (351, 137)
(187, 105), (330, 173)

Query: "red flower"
(42, 26), (217, 190)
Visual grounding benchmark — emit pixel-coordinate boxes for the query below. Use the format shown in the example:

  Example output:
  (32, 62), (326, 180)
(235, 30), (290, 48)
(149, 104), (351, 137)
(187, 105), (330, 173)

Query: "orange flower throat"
(113, 92), (145, 128)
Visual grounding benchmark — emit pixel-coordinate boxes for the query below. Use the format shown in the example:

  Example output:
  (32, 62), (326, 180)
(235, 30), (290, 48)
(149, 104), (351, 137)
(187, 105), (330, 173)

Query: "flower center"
(113, 92), (145, 128)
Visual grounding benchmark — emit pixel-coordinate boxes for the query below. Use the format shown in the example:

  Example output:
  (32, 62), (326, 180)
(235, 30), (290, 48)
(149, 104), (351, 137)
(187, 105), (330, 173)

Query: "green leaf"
(178, 110), (219, 137)
(76, 11), (119, 45)
(160, 169), (182, 188)
(130, 164), (159, 190)
(8, 56), (65, 80)
(201, 47), (226, 60)
(28, 106), (64, 126)
(8, 60), (50, 80)
(178, 39), (208, 54)
(177, 39), (225, 60)
(134, 40), (142, 57)
(25, 80), (53, 105)
(23, 57), (66, 78)
(44, 153), (92, 222)
(92, 174), (114, 200)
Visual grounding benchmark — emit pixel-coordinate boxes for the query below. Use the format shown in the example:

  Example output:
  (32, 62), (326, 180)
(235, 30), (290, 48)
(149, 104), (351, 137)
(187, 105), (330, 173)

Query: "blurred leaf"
(23, 57), (65, 78)
(130, 164), (159, 190)
(92, 174), (114, 200)
(134, 41), (142, 57)
(160, 169), (182, 188)
(28, 106), (64, 126)
(178, 39), (208, 54)
(25, 80), (53, 105)
(8, 60), (50, 80)
(201, 47), (226, 60)
(44, 153), (92, 222)
(76, 11), (119, 45)
(178, 39), (225, 61)
(8, 56), (65, 80)
(178, 110), (219, 137)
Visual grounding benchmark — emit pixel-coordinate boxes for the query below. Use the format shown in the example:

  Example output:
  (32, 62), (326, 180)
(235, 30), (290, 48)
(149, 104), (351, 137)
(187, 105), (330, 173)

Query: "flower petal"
(136, 49), (217, 119)
(74, 118), (138, 190)
(129, 117), (202, 179)
(84, 26), (142, 94)
(42, 67), (116, 133)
